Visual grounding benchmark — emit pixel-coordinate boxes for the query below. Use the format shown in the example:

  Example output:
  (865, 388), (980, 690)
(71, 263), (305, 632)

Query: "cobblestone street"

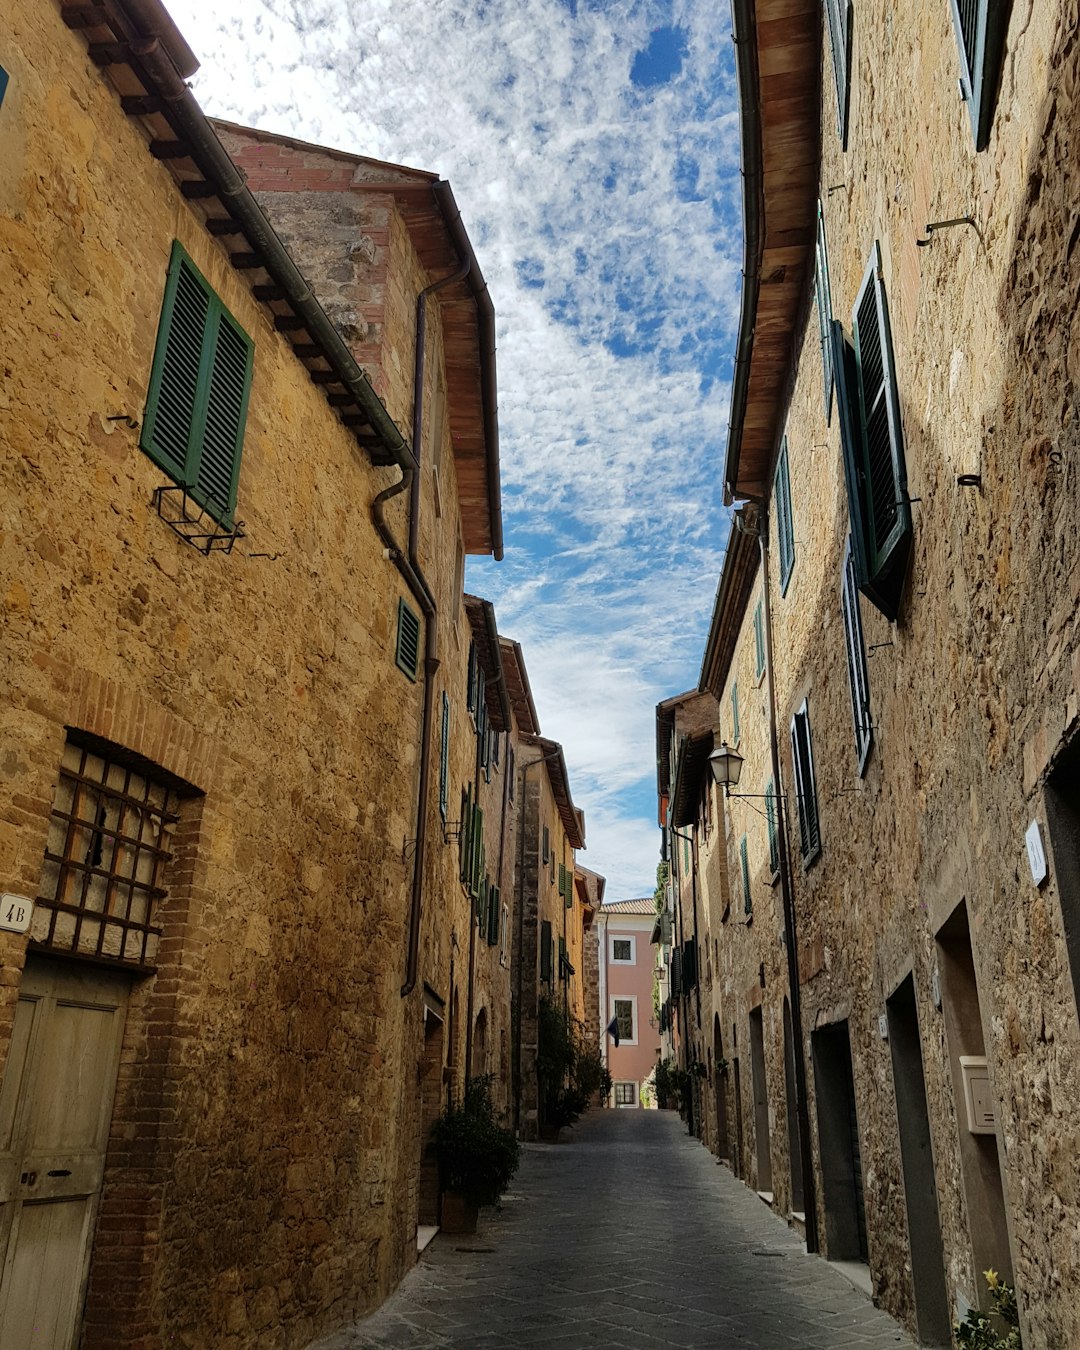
(318, 1110), (915, 1349)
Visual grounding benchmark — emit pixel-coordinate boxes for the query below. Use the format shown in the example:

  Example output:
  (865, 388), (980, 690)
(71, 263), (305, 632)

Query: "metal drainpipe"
(511, 749), (561, 1133)
(750, 503), (820, 1254)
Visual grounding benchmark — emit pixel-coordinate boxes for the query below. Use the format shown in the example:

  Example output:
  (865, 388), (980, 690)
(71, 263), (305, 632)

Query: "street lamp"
(708, 742), (744, 794)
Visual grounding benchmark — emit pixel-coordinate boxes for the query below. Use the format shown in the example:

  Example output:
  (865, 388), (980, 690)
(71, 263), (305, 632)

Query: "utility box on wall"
(959, 1056), (996, 1134)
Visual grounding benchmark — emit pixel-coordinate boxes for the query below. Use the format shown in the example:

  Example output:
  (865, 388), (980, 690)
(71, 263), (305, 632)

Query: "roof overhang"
(464, 595), (511, 730)
(500, 638), (540, 736)
(724, 0), (821, 503)
(699, 518), (761, 698)
(525, 735), (585, 849)
(670, 731), (715, 829)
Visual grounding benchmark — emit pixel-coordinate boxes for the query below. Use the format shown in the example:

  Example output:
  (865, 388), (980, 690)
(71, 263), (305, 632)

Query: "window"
(765, 780), (780, 879)
(486, 884), (500, 947)
(395, 599), (420, 681)
(614, 1082), (637, 1107)
(841, 540), (873, 773)
(36, 737), (182, 967)
(142, 242), (254, 524)
(753, 599), (766, 680)
(542, 825), (550, 864)
(815, 199), (835, 422)
(611, 936), (635, 964)
(791, 702), (822, 864)
(949, 0), (1010, 150)
(438, 692), (450, 820)
(824, 0), (853, 148)
(731, 682), (741, 745)
(832, 244), (912, 621)
(740, 834), (752, 916)
(540, 919), (553, 983)
(775, 438), (795, 594)
(613, 997), (636, 1044)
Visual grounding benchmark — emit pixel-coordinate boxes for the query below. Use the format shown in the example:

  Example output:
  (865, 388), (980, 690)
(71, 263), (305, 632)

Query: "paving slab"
(312, 1109), (916, 1349)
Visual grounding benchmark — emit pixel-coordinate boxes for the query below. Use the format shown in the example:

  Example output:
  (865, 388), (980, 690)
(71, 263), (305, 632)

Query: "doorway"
(732, 1054), (745, 1179)
(712, 1015), (729, 1161)
(417, 1006), (444, 1229)
(0, 958), (130, 1349)
(748, 1006), (773, 1194)
(783, 999), (805, 1214)
(812, 1019), (868, 1262)
(887, 975), (951, 1346)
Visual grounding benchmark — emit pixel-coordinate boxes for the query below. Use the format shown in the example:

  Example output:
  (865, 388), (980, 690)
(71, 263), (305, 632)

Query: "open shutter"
(824, 0), (854, 148)
(740, 835), (751, 915)
(841, 541), (873, 773)
(790, 705), (821, 862)
(775, 438), (795, 594)
(949, 0), (1011, 150)
(731, 682), (741, 744)
(192, 309), (252, 519)
(815, 200), (835, 421)
(439, 692), (450, 820)
(470, 808), (484, 899)
(753, 600), (766, 679)
(765, 782), (780, 877)
(460, 786), (472, 882)
(852, 246), (911, 580)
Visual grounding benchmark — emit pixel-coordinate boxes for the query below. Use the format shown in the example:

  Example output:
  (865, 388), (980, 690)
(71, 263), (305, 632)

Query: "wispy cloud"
(168, 0), (739, 900)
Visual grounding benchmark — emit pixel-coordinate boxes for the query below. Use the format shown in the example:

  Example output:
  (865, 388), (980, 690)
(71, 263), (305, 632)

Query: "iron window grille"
(34, 738), (180, 968)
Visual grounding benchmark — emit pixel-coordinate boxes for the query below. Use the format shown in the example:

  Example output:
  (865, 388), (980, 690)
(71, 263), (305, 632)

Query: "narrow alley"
(325, 1111), (914, 1349)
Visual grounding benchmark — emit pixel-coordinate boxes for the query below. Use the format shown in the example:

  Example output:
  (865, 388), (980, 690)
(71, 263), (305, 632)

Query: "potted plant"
(536, 998), (610, 1140)
(431, 1075), (519, 1234)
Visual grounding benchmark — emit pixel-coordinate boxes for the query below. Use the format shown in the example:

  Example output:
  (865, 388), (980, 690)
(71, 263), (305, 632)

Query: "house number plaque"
(0, 894), (34, 934)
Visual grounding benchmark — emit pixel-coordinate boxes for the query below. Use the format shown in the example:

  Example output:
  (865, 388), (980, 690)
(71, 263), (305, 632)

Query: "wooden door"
(0, 959), (129, 1349)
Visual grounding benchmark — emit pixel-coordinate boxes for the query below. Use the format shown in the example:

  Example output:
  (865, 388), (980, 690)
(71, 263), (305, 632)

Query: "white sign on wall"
(0, 894), (34, 935)
(1025, 820), (1048, 887)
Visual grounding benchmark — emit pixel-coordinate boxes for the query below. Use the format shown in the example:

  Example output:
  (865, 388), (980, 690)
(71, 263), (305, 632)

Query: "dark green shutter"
(395, 599), (421, 681)
(841, 541), (873, 773)
(439, 692), (450, 820)
(754, 600), (765, 680)
(470, 807), (484, 899)
(141, 242), (252, 523)
(766, 781), (780, 877)
(949, 0), (1010, 150)
(824, 0), (853, 148)
(775, 438), (795, 594)
(731, 682), (741, 745)
(540, 920), (552, 982)
(487, 885), (500, 946)
(542, 826), (549, 864)
(791, 705), (821, 862)
(740, 835), (751, 915)
(815, 200), (835, 422)
(460, 785), (473, 883)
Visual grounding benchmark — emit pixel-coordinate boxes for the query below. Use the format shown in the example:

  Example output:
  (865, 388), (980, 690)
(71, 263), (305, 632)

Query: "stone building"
(574, 862), (605, 1057)
(595, 898), (662, 1108)
(661, 1), (1080, 1346)
(0, 1), (510, 1345)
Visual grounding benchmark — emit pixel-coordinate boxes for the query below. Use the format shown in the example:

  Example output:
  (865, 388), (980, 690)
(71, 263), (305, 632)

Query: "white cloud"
(166, 0), (740, 896)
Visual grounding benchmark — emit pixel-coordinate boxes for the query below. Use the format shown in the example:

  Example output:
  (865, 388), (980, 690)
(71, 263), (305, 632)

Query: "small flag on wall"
(605, 1015), (620, 1048)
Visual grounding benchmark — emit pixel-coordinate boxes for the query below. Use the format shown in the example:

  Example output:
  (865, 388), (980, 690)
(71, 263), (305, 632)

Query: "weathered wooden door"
(0, 959), (129, 1349)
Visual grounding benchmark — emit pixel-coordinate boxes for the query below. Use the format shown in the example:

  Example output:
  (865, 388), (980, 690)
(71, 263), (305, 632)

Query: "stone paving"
(316, 1109), (916, 1349)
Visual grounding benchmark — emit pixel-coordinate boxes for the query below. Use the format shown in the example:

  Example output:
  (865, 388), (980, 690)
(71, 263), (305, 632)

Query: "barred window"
(34, 739), (181, 967)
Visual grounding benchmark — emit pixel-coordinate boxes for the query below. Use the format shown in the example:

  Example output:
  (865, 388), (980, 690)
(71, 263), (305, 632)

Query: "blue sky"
(166, 0), (740, 900)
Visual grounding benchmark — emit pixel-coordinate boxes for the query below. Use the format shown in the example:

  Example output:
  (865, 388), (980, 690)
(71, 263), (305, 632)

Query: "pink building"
(597, 899), (663, 1107)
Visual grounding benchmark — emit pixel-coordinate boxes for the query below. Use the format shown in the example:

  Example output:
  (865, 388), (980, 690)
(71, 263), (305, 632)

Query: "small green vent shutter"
(142, 242), (253, 522)
(740, 835), (751, 915)
(395, 599), (421, 680)
(775, 438), (795, 594)
(765, 782), (780, 877)
(439, 692), (450, 820)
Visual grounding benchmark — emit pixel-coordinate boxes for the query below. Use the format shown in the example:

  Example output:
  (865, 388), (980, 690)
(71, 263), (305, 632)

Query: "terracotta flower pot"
(439, 1192), (479, 1234)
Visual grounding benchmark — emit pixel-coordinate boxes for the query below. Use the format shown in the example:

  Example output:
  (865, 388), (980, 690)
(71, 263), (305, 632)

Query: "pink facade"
(597, 901), (662, 1107)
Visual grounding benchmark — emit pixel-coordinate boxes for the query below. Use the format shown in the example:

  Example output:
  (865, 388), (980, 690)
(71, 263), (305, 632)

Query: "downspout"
(512, 749), (561, 1133)
(748, 503), (820, 1254)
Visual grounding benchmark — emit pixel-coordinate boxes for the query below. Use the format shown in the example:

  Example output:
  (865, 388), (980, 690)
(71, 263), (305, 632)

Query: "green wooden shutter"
(466, 641), (477, 713)
(815, 200), (835, 422)
(841, 540), (873, 774)
(470, 808), (484, 899)
(753, 600), (765, 680)
(141, 242), (252, 523)
(775, 438), (795, 594)
(740, 835), (751, 915)
(791, 704), (821, 862)
(460, 785), (473, 883)
(395, 599), (421, 681)
(766, 781), (780, 877)
(824, 0), (853, 148)
(487, 885), (500, 946)
(731, 682), (741, 745)
(949, 0), (1010, 150)
(540, 920), (552, 982)
(439, 692), (450, 820)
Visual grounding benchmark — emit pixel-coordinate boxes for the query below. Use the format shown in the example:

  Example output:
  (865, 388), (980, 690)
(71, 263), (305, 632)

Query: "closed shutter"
(540, 920), (552, 982)
(439, 692), (450, 820)
(775, 438), (795, 594)
(753, 600), (765, 680)
(395, 599), (421, 681)
(487, 885), (500, 946)
(740, 835), (751, 915)
(765, 782), (780, 877)
(841, 540), (873, 773)
(824, 0), (853, 147)
(731, 682), (741, 745)
(853, 245), (910, 578)
(949, 0), (1010, 150)
(141, 243), (252, 523)
(683, 938), (697, 989)
(815, 199), (835, 421)
(790, 704), (822, 862)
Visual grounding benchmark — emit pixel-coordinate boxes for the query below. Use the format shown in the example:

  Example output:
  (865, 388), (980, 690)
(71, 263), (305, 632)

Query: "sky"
(166, 0), (740, 901)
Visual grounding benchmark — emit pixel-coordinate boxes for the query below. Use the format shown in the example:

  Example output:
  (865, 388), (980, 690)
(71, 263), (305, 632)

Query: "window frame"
(614, 1082), (637, 1107)
(612, 995), (638, 1046)
(610, 934), (636, 965)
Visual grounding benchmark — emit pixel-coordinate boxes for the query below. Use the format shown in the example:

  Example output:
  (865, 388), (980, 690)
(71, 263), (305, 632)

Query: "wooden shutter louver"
(395, 599), (421, 681)
(815, 200), (835, 422)
(775, 439), (795, 595)
(196, 314), (251, 514)
(791, 705), (821, 863)
(841, 541), (873, 774)
(949, 0), (1011, 151)
(824, 0), (854, 148)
